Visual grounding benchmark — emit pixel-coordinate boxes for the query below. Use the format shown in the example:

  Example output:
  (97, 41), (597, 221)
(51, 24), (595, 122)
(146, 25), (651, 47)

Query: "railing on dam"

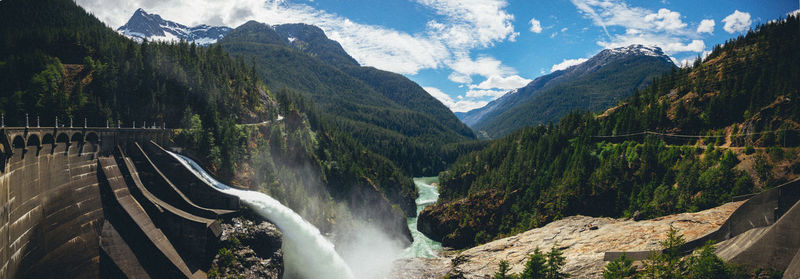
(0, 125), (172, 161)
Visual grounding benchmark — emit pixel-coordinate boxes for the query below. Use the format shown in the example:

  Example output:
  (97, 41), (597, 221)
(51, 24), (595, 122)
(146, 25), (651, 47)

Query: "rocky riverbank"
(396, 200), (744, 278)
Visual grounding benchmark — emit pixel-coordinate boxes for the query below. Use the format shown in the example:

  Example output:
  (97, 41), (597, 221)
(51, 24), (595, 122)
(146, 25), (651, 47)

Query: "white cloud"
(529, 18), (542, 33)
(451, 100), (489, 112)
(465, 89), (507, 99)
(424, 86), (455, 107)
(644, 8), (687, 31)
(696, 19), (715, 34)
(675, 50), (712, 68)
(722, 10), (752, 33)
(472, 75), (531, 90)
(448, 54), (516, 84)
(550, 58), (588, 72)
(447, 72), (473, 84)
(790, 9), (800, 17)
(423, 87), (488, 112)
(570, 0), (708, 57)
(416, 0), (517, 49)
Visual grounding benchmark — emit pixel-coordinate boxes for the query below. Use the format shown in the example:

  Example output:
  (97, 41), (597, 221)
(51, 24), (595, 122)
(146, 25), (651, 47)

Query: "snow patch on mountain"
(117, 8), (231, 45)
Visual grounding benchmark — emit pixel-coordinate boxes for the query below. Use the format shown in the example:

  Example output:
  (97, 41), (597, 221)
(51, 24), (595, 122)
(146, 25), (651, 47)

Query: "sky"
(76, 0), (799, 113)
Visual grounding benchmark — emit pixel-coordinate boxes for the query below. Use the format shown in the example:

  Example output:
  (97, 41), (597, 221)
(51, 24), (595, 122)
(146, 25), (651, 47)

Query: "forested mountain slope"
(218, 21), (480, 175)
(0, 0), (417, 244)
(460, 45), (675, 139)
(420, 15), (800, 249)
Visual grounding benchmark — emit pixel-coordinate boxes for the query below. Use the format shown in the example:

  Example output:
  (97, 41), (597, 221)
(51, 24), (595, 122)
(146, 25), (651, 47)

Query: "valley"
(1, 0), (799, 278)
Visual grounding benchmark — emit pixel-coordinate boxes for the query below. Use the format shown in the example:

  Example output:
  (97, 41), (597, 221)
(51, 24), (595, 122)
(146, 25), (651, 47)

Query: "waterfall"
(169, 152), (355, 279)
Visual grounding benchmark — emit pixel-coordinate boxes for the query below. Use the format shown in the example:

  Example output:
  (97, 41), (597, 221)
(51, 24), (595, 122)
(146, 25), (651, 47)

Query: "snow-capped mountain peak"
(603, 44), (672, 63)
(117, 9), (231, 45)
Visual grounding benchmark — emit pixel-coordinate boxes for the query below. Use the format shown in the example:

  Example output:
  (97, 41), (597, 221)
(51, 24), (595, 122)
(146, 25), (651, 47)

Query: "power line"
(591, 129), (799, 139)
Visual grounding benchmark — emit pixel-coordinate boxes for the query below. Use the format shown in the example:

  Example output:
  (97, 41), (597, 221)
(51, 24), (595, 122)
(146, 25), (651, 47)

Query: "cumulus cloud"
(529, 18), (542, 33)
(423, 87), (488, 112)
(722, 10), (752, 33)
(417, 0), (518, 48)
(465, 89), (507, 99)
(696, 19), (715, 34)
(448, 54), (516, 84)
(644, 8), (687, 31)
(570, 0), (709, 57)
(550, 58), (588, 72)
(424, 86), (455, 107)
(472, 75), (531, 90)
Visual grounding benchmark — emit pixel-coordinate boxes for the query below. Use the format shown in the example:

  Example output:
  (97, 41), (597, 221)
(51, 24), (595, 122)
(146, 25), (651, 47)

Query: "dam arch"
(42, 134), (54, 145)
(12, 135), (25, 149)
(56, 133), (69, 143)
(27, 134), (40, 147)
(71, 132), (83, 143)
(86, 132), (99, 144)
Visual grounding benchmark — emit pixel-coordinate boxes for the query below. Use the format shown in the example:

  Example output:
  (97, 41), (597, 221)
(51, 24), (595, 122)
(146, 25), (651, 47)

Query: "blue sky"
(78, 0), (799, 112)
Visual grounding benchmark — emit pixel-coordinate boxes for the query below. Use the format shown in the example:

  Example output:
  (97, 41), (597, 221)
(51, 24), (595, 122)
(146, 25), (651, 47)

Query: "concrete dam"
(0, 126), (240, 278)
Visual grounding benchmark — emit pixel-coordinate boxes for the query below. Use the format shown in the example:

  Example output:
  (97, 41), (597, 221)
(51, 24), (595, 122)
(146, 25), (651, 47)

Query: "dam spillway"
(0, 127), (238, 278)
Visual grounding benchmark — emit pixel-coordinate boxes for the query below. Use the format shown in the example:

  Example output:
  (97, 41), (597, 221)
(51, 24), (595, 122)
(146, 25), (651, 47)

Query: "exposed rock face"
(446, 201), (743, 278)
(417, 190), (517, 249)
(390, 257), (452, 279)
(209, 217), (283, 279)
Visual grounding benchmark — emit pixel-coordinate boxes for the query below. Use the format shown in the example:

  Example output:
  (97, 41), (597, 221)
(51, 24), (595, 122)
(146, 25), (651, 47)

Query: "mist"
(333, 216), (407, 279)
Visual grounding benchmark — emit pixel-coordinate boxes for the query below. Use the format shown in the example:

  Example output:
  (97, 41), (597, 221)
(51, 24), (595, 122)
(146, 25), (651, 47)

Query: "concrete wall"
(0, 134), (103, 278)
(605, 179), (800, 260)
(0, 128), (235, 278)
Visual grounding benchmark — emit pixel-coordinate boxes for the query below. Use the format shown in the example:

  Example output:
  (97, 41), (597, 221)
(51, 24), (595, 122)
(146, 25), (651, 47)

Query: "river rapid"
(401, 177), (443, 258)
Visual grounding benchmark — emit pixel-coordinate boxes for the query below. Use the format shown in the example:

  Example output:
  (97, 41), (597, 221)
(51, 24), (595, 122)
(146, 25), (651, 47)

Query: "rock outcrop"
(417, 190), (517, 249)
(209, 217), (283, 279)
(443, 201), (743, 278)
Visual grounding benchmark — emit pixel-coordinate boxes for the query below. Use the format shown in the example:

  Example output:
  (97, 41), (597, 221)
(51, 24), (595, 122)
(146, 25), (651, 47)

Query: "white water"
(401, 177), (443, 258)
(169, 152), (355, 279)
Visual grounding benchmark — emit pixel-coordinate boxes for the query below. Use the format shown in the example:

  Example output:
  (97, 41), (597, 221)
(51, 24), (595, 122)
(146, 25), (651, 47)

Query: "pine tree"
(519, 248), (547, 279)
(603, 253), (635, 279)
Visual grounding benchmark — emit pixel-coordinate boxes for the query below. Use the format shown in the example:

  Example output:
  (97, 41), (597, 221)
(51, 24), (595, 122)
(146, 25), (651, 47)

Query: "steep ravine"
(401, 177), (444, 258)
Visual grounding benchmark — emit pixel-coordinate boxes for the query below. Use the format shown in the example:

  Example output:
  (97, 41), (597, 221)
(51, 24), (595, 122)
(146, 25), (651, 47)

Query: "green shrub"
(603, 254), (635, 279)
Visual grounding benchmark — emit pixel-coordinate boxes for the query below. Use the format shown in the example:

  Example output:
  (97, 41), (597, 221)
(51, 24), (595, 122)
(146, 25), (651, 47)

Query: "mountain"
(117, 8), (231, 45)
(421, 15), (800, 248)
(460, 44), (675, 139)
(115, 9), (480, 175)
(1, 0), (418, 254)
(218, 20), (479, 175)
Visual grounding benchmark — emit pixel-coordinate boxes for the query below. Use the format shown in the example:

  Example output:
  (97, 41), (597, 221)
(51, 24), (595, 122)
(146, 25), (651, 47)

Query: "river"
(401, 177), (443, 258)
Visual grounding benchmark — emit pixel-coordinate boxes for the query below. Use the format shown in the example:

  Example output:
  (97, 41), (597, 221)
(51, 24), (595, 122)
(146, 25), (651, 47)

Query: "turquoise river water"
(401, 177), (443, 258)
